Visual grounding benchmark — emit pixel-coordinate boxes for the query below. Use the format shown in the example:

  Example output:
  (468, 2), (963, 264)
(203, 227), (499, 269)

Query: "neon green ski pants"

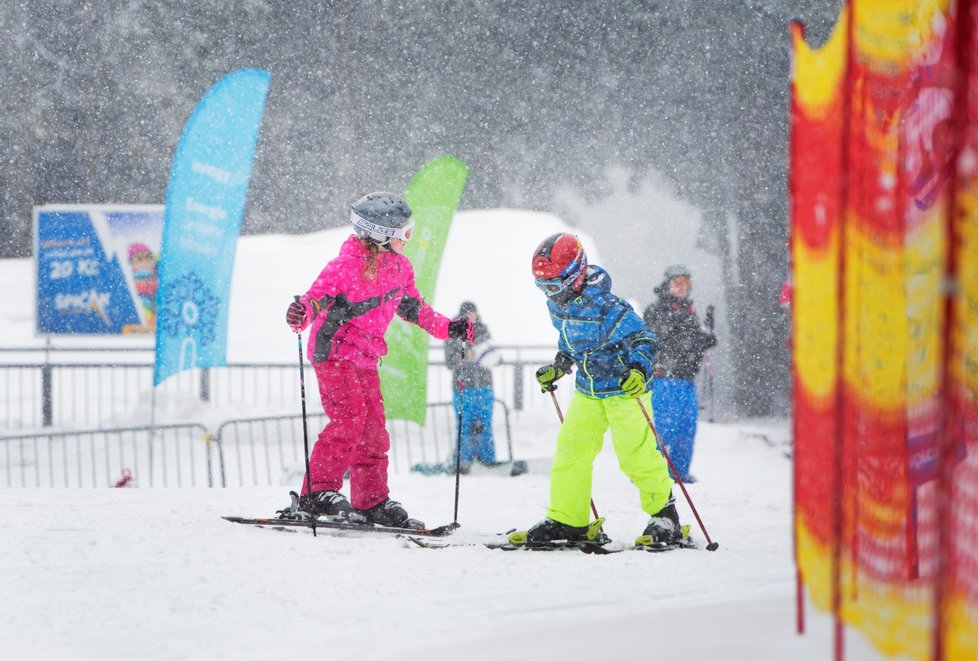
(547, 391), (674, 527)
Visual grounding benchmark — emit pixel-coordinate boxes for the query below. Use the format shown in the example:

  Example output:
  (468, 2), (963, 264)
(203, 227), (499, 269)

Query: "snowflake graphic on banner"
(158, 272), (220, 346)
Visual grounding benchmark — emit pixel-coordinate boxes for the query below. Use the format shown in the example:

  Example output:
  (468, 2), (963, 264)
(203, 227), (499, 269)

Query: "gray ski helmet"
(664, 264), (691, 281)
(350, 191), (413, 246)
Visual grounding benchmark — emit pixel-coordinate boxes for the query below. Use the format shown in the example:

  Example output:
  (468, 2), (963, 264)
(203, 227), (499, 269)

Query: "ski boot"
(524, 518), (589, 543)
(358, 499), (424, 529)
(508, 517), (609, 548)
(636, 497), (684, 548)
(277, 490), (360, 521)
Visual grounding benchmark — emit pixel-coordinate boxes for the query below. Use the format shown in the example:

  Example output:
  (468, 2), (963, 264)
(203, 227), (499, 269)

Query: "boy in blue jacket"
(522, 233), (681, 544)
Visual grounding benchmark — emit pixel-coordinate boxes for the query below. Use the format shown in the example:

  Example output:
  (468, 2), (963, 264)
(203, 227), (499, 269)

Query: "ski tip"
(485, 542), (521, 551)
(425, 522), (460, 536)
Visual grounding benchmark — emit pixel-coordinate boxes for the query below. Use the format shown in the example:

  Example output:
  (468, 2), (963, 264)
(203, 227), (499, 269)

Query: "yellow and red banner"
(790, 1), (978, 658)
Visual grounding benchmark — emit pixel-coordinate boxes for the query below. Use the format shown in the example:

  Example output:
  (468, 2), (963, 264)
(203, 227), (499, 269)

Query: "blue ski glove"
(619, 368), (647, 398)
(535, 364), (566, 392)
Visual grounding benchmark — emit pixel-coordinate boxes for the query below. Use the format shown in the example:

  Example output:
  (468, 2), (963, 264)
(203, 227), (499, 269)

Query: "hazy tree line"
(0, 1), (840, 416)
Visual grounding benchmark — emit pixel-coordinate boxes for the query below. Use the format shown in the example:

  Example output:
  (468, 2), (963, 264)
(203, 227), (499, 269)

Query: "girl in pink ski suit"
(286, 191), (469, 528)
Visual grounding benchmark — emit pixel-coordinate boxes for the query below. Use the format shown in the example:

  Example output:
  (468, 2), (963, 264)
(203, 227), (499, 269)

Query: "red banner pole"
(833, 3), (856, 660)
(788, 17), (806, 638)
(933, 2), (974, 659)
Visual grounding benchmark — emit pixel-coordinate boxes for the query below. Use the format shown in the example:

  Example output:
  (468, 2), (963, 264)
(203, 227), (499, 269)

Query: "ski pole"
(704, 305), (716, 423)
(448, 323), (479, 529)
(294, 302), (316, 538)
(636, 398), (718, 551)
(548, 390), (601, 523)
(452, 376), (465, 526)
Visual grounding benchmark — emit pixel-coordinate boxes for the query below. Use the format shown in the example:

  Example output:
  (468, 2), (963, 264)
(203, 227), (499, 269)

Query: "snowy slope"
(0, 416), (882, 660)
(0, 210), (888, 660)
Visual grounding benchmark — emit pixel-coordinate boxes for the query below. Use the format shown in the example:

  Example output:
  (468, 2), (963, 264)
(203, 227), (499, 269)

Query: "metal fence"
(0, 398), (515, 489)
(0, 423), (214, 488)
(0, 345), (555, 431)
(0, 342), (718, 489)
(213, 399), (514, 488)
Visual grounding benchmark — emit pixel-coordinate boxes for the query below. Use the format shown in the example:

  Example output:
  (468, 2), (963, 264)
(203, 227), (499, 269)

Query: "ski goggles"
(534, 272), (577, 295)
(350, 213), (415, 242)
(393, 222), (414, 242)
(534, 252), (585, 295)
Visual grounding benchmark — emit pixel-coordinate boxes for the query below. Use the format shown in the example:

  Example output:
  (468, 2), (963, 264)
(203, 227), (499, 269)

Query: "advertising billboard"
(34, 204), (163, 336)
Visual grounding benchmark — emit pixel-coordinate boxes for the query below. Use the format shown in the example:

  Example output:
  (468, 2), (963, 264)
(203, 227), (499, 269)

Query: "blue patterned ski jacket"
(545, 265), (657, 398)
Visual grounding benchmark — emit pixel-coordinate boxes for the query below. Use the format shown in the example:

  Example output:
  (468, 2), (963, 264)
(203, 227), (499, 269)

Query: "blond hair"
(362, 239), (381, 280)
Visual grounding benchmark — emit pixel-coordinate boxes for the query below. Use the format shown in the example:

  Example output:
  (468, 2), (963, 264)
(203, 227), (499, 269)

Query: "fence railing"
(0, 345), (557, 431)
(0, 398), (515, 489)
(0, 423), (213, 488)
(0, 341), (720, 489)
(213, 399), (514, 488)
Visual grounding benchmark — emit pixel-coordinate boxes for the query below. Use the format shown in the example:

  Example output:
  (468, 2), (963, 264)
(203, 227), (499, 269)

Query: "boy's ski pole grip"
(636, 399), (719, 551)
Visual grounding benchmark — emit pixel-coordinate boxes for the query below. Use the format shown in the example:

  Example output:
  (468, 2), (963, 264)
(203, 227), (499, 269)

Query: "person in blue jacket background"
(444, 301), (498, 472)
(519, 233), (682, 545)
(643, 265), (717, 483)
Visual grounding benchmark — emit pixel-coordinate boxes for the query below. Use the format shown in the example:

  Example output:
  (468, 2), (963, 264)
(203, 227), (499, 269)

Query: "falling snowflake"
(157, 272), (221, 347)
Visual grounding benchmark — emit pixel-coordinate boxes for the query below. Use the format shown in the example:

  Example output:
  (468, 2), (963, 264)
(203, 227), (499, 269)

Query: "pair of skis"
(222, 515), (458, 538)
(223, 514), (696, 554)
(404, 520), (696, 554)
(410, 459), (529, 477)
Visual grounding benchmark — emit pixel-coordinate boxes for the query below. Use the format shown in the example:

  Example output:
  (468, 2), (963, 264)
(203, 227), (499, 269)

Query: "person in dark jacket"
(444, 301), (499, 472)
(643, 264), (717, 483)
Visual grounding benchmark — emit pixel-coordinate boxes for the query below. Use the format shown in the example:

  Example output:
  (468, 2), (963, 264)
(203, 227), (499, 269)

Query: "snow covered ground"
(0, 210), (890, 660)
(0, 415), (885, 660)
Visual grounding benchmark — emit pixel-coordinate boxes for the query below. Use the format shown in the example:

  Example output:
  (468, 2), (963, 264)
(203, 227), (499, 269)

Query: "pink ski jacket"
(296, 235), (450, 368)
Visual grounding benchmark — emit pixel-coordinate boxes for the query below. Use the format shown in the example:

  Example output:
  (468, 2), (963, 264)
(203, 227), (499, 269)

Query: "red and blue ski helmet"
(531, 233), (588, 296)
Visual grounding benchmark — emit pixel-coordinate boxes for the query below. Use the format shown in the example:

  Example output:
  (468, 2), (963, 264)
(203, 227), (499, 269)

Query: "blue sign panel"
(34, 206), (163, 335)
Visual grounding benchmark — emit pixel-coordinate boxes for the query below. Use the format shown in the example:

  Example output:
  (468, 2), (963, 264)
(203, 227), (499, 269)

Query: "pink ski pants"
(301, 360), (390, 510)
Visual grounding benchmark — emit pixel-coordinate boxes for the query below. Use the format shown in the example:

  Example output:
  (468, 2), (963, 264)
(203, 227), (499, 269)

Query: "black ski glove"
(448, 318), (473, 342)
(286, 298), (306, 331)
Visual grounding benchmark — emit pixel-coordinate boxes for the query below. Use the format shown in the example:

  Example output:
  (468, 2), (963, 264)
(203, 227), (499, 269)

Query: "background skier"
(519, 233), (683, 546)
(643, 265), (717, 483)
(444, 301), (499, 473)
(283, 191), (472, 529)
